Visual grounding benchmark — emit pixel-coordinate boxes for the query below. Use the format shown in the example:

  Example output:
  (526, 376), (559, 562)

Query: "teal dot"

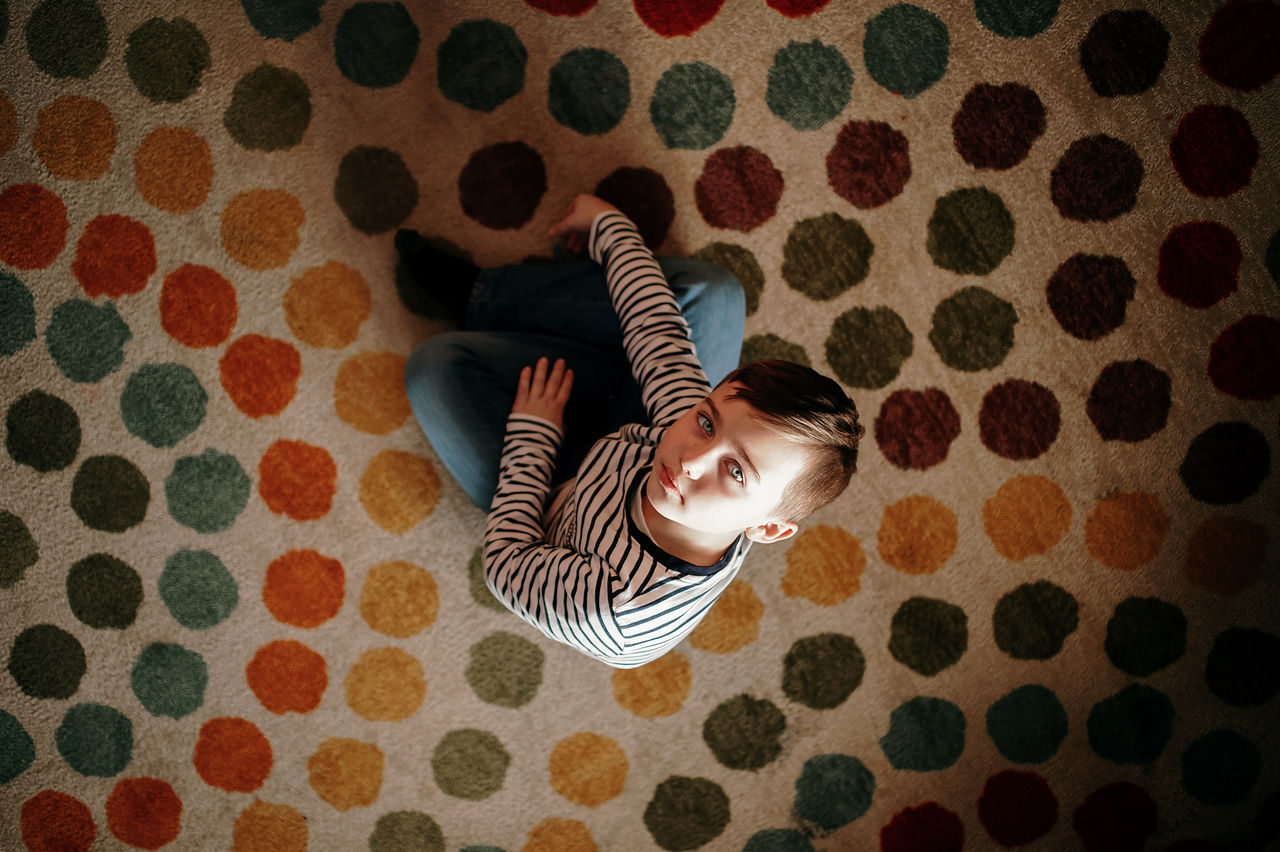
(879, 696), (966, 771)
(369, 811), (445, 852)
(993, 581), (1079, 660)
(782, 633), (865, 709)
(335, 2), (419, 88)
(782, 213), (873, 301)
(745, 830), (814, 852)
(125, 17), (211, 103)
(0, 272), (36, 356)
(702, 694), (786, 771)
(46, 298), (131, 383)
(825, 306), (913, 390)
(888, 596), (968, 676)
(436, 19), (526, 113)
(131, 642), (207, 719)
(986, 684), (1068, 763)
(0, 709), (35, 783)
(864, 4), (949, 98)
(120, 363), (208, 448)
(1104, 597), (1186, 677)
(223, 64), (312, 152)
(55, 703), (132, 777)
(929, 286), (1019, 371)
(650, 62), (734, 149)
(766, 41), (853, 131)
(976, 0), (1059, 38)
(1181, 729), (1260, 806)
(8, 624), (86, 699)
(0, 510), (38, 589)
(165, 449), (251, 533)
(794, 754), (875, 831)
(927, 188), (1015, 275)
(741, 333), (811, 368)
(549, 48), (630, 136)
(241, 0), (324, 41)
(6, 389), (81, 472)
(25, 0), (108, 79)
(67, 553), (142, 629)
(71, 455), (150, 532)
(1087, 683), (1173, 765)
(159, 549), (239, 629)
(691, 242), (763, 315)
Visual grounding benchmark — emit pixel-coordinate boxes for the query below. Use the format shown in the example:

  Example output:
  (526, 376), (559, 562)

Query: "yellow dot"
(782, 524), (864, 605)
(222, 188), (304, 270)
(344, 647), (426, 721)
(522, 818), (597, 852)
(548, 733), (628, 807)
(307, 738), (383, 812)
(359, 450), (441, 533)
(284, 261), (371, 349)
(360, 561), (439, 638)
(1084, 491), (1169, 571)
(688, 579), (763, 654)
(335, 351), (411, 435)
(134, 127), (213, 213)
(983, 475), (1071, 561)
(877, 495), (958, 575)
(611, 652), (691, 718)
(232, 801), (308, 852)
(34, 95), (117, 180)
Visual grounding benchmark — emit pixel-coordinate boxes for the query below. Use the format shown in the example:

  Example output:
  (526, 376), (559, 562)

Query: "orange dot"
(523, 818), (598, 852)
(232, 801), (308, 852)
(612, 651), (691, 718)
(21, 790), (96, 852)
(222, 188), (305, 270)
(219, 334), (300, 417)
(688, 578), (763, 654)
(0, 92), (17, 156)
(160, 264), (238, 347)
(307, 738), (384, 812)
(344, 647), (426, 721)
(782, 524), (865, 605)
(246, 639), (328, 714)
(983, 475), (1072, 561)
(258, 439), (338, 521)
(334, 351), (412, 435)
(1185, 515), (1268, 595)
(263, 549), (344, 627)
(877, 494), (958, 575)
(135, 127), (213, 213)
(548, 733), (628, 807)
(284, 261), (371, 348)
(358, 450), (441, 533)
(72, 214), (157, 298)
(1084, 491), (1169, 571)
(106, 778), (182, 850)
(193, 717), (273, 793)
(0, 183), (68, 269)
(34, 95), (117, 180)
(359, 560), (439, 638)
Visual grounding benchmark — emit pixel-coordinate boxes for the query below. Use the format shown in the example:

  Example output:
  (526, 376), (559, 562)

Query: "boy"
(401, 194), (863, 668)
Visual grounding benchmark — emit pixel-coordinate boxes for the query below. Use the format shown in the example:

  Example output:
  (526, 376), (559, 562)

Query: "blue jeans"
(404, 256), (745, 509)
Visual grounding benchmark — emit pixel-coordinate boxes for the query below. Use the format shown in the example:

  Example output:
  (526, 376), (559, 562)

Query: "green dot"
(702, 694), (786, 771)
(224, 63), (312, 152)
(927, 188), (1015, 274)
(976, 0), (1059, 38)
(165, 449), (250, 533)
(0, 272), (37, 356)
(986, 684), (1068, 763)
(432, 729), (510, 800)
(782, 213), (873, 300)
(644, 776), (730, 851)
(468, 547), (505, 612)
(745, 829), (815, 852)
(131, 642), (207, 719)
(465, 632), (543, 708)
(159, 549), (239, 629)
(335, 1), (420, 88)
(25, 0), (107, 79)
(1087, 683), (1173, 765)
(825, 306), (912, 389)
(651, 62), (734, 149)
(1105, 597), (1186, 677)
(369, 811), (444, 852)
(436, 19), (526, 113)
(241, 0), (323, 42)
(8, 623), (85, 699)
(121, 363), (208, 448)
(782, 633), (865, 710)
(889, 597), (968, 676)
(880, 696), (966, 771)
(794, 754), (874, 831)
(335, 145), (418, 234)
(740, 334), (811, 368)
(55, 703), (132, 777)
(1181, 729), (1260, 806)
(0, 511), (38, 589)
(864, 4), (949, 98)
(6, 389), (80, 472)
(692, 242), (764, 315)
(993, 580), (1078, 660)
(125, 17), (210, 102)
(67, 553), (142, 629)
(71, 455), (150, 532)
(46, 299), (131, 383)
(0, 709), (35, 784)
(766, 41), (853, 131)
(929, 286), (1018, 371)
(549, 47), (630, 136)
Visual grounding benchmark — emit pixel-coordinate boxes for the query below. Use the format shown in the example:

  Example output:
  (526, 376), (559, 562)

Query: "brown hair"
(718, 359), (864, 522)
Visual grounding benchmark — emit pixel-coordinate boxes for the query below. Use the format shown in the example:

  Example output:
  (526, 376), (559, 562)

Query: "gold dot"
(688, 579), (763, 654)
(1084, 491), (1169, 571)
(34, 95), (117, 180)
(307, 738), (384, 812)
(344, 647), (426, 721)
(222, 188), (304, 270)
(284, 261), (371, 349)
(983, 475), (1071, 561)
(523, 819), (597, 852)
(334, 351), (411, 435)
(548, 733), (628, 807)
(232, 801), (308, 852)
(877, 494), (958, 575)
(359, 450), (441, 533)
(611, 652), (691, 718)
(135, 127), (213, 213)
(782, 524), (864, 605)
(360, 561), (439, 638)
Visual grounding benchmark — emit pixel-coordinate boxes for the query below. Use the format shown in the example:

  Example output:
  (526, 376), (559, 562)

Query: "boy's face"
(645, 382), (810, 541)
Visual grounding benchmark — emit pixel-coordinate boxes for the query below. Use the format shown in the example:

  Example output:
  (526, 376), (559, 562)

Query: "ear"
(744, 520), (798, 544)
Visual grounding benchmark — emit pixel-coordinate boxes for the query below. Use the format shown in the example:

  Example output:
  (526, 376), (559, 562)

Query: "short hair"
(717, 359), (864, 522)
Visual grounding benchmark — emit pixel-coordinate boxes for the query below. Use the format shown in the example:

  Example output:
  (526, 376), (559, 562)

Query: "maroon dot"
(827, 120), (910, 209)
(633, 0), (725, 36)
(1209, 314), (1280, 401)
(768, 0), (830, 16)
(1051, 135), (1144, 222)
(880, 802), (965, 852)
(525, 0), (597, 14)
(1199, 0), (1280, 91)
(979, 379), (1060, 460)
(1170, 105), (1258, 198)
(1072, 782), (1157, 852)
(1047, 254), (1137, 341)
(875, 388), (961, 471)
(1087, 359), (1172, 442)
(594, 167), (675, 249)
(694, 146), (784, 233)
(1157, 221), (1241, 309)
(978, 770), (1058, 847)
(458, 141), (547, 230)
(952, 83), (1046, 170)
(1079, 9), (1170, 97)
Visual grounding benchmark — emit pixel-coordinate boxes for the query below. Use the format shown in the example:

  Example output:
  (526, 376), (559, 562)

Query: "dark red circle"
(1051, 135), (1144, 222)
(875, 388), (961, 470)
(979, 380), (1061, 460)
(1072, 782), (1157, 852)
(634, 0), (725, 36)
(1209, 314), (1280, 401)
(978, 770), (1058, 846)
(525, 0), (597, 14)
(1170, 105), (1258, 198)
(1047, 253), (1136, 340)
(880, 801), (965, 852)
(768, 0), (830, 17)
(694, 146), (784, 233)
(1157, 221), (1241, 308)
(1199, 0), (1280, 91)
(458, 141), (547, 230)
(827, 120), (910, 208)
(595, 167), (675, 249)
(952, 82), (1046, 170)
(1087, 359), (1172, 442)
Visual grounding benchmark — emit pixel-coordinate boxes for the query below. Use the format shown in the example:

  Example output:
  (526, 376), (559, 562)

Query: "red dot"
(978, 770), (1058, 846)
(247, 639), (328, 713)
(1072, 781), (1156, 852)
(768, 0), (830, 17)
(633, 0), (726, 36)
(875, 388), (961, 470)
(525, 0), (597, 14)
(1170, 105), (1258, 198)
(21, 790), (96, 852)
(694, 146), (784, 232)
(1157, 221), (1241, 309)
(0, 183), (69, 269)
(1209, 314), (1280, 401)
(263, 548), (345, 627)
(595, 166), (676, 248)
(219, 334), (301, 418)
(880, 801), (965, 852)
(160, 264), (238, 348)
(827, 120), (911, 209)
(979, 380), (1061, 460)
(258, 441), (338, 522)
(73, 215), (157, 298)
(193, 717), (274, 793)
(1199, 0), (1280, 91)
(106, 778), (183, 850)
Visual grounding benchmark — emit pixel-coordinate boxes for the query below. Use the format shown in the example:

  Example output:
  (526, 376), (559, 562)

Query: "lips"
(658, 464), (681, 499)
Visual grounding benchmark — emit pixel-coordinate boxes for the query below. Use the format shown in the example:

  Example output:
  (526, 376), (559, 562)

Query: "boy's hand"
(548, 194), (619, 254)
(512, 357), (574, 430)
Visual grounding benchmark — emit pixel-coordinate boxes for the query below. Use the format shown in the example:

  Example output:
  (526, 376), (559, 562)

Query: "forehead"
(708, 383), (810, 475)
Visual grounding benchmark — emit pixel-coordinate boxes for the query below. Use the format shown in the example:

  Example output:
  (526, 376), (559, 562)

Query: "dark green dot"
(692, 242), (763, 315)
(927, 187), (1015, 274)
(0, 272), (37, 356)
(121, 363), (208, 448)
(549, 47), (630, 136)
(25, 0), (107, 79)
(929, 286), (1018, 371)
(651, 62), (734, 149)
(1087, 683), (1173, 765)
(644, 776), (730, 851)
(6, 389), (80, 472)
(0, 511), (38, 589)
(436, 19), (526, 113)
(864, 4), (949, 98)
(826, 306), (912, 389)
(335, 145), (418, 234)
(8, 623), (85, 699)
(55, 703), (132, 777)
(125, 17), (210, 102)
(465, 632), (543, 708)
(224, 64), (311, 152)
(1105, 597), (1186, 677)
(1181, 729), (1260, 806)
(468, 547), (505, 612)
(993, 580), (1079, 660)
(432, 729), (509, 800)
(68, 553), (142, 629)
(889, 596), (968, 676)
(880, 696), (966, 771)
(159, 549), (239, 630)
(782, 633), (865, 710)
(1206, 627), (1280, 707)
(241, 0), (323, 42)
(46, 299), (131, 383)
(767, 40), (853, 131)
(744, 829), (815, 852)
(334, 1), (419, 88)
(986, 684), (1068, 763)
(71, 455), (149, 533)
(740, 334), (811, 368)
(782, 213), (873, 300)
(702, 694), (786, 771)
(131, 642), (207, 719)
(976, 0), (1059, 38)
(794, 754), (874, 830)
(0, 709), (35, 784)
(165, 449), (250, 533)
(369, 811), (444, 852)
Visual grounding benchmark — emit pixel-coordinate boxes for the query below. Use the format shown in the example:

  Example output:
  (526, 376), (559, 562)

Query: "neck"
(641, 491), (738, 567)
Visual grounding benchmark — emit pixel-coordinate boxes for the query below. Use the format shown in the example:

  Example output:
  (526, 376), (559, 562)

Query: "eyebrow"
(705, 396), (760, 484)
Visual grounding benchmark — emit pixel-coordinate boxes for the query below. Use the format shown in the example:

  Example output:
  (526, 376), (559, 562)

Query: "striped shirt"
(482, 211), (750, 668)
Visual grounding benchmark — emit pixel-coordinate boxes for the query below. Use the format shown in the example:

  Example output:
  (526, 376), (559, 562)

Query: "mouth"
(658, 464), (682, 499)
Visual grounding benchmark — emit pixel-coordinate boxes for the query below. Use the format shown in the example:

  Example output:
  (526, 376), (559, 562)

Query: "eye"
(697, 412), (713, 436)
(728, 463), (744, 483)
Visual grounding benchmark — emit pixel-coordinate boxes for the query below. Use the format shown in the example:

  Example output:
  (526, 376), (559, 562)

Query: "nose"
(679, 443), (715, 480)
